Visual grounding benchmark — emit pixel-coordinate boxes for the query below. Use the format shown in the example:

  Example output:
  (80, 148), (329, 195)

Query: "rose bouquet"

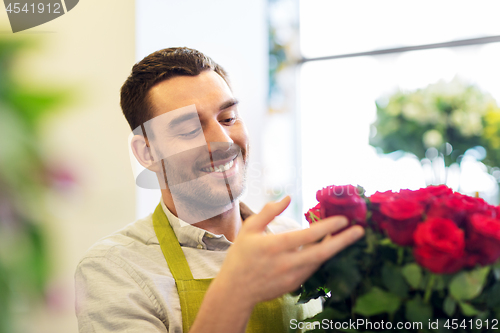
(295, 185), (500, 333)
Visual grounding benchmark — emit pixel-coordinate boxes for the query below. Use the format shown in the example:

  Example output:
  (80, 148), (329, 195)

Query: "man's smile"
(198, 154), (242, 180)
(200, 155), (237, 173)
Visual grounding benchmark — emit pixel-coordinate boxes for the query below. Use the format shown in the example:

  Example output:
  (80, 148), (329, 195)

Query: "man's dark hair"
(120, 47), (229, 131)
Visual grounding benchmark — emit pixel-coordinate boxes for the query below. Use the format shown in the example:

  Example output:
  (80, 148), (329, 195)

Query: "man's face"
(144, 70), (249, 220)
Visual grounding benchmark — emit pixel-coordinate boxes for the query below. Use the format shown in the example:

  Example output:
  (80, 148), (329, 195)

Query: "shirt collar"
(160, 200), (257, 251)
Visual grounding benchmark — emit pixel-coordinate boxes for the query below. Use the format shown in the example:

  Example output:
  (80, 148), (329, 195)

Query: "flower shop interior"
(2, 0), (500, 332)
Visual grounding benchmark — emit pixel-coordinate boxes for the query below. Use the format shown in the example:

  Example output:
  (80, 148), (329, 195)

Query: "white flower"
(450, 109), (483, 137)
(423, 129), (443, 148)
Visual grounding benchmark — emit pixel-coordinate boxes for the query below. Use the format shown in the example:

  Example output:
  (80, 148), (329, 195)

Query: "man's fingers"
(289, 225), (365, 266)
(244, 196), (292, 233)
(278, 215), (349, 250)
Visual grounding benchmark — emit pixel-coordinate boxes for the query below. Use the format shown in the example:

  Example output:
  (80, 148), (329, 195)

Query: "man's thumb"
(244, 196), (291, 233)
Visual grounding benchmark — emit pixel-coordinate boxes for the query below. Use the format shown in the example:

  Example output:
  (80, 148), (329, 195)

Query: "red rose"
(369, 190), (397, 232)
(376, 198), (424, 246)
(413, 218), (465, 274)
(427, 192), (490, 227)
(305, 203), (321, 224)
(399, 188), (430, 203)
(369, 190), (397, 205)
(316, 185), (367, 226)
(464, 213), (500, 266)
(422, 185), (454, 198)
(399, 185), (453, 207)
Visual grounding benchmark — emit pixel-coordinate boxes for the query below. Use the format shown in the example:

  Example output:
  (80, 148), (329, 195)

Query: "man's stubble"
(161, 143), (249, 222)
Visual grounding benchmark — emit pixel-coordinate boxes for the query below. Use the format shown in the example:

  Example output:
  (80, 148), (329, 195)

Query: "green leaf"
(486, 282), (500, 308)
(458, 301), (479, 316)
(382, 263), (409, 298)
(402, 263), (422, 289)
(405, 295), (433, 323)
(449, 266), (490, 301)
(443, 296), (456, 316)
(296, 288), (326, 304)
(493, 261), (500, 280)
(324, 248), (361, 301)
(353, 287), (401, 316)
(356, 185), (366, 198)
(379, 238), (396, 247)
(475, 310), (490, 322)
(296, 266), (328, 304)
(432, 275), (446, 291)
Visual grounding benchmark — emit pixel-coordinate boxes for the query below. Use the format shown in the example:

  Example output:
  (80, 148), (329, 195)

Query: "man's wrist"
(189, 275), (255, 333)
(208, 273), (257, 312)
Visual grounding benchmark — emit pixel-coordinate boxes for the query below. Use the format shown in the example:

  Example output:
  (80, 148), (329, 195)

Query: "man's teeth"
(202, 159), (234, 173)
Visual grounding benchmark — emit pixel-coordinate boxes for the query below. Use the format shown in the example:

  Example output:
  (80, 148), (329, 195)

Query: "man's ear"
(130, 135), (161, 173)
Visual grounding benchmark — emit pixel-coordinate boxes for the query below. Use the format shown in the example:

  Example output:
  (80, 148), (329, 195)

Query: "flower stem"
(424, 274), (436, 303)
(397, 247), (404, 265)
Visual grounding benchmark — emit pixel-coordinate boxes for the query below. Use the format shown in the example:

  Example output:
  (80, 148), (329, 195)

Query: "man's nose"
(205, 121), (233, 153)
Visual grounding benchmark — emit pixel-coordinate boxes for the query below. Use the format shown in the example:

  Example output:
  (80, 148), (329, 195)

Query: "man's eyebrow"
(168, 112), (200, 129)
(219, 99), (239, 111)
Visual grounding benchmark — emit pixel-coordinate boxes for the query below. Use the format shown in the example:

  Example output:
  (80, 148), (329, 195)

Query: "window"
(299, 1), (500, 212)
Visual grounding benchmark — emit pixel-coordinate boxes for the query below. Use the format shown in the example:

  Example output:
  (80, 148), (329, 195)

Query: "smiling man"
(133, 71), (248, 226)
(75, 47), (365, 333)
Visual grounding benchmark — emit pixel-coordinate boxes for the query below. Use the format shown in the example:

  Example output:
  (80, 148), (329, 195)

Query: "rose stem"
(397, 247), (404, 265)
(423, 273), (436, 303)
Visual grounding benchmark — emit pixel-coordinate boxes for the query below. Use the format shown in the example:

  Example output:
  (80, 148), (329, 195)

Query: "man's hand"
(218, 195), (364, 307)
(190, 196), (364, 333)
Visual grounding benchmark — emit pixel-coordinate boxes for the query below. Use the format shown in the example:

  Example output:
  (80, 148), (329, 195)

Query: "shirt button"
(205, 233), (214, 239)
(197, 244), (203, 249)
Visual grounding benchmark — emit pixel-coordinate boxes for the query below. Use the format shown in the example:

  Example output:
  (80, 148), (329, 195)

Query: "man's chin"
(193, 183), (245, 207)
(171, 193), (235, 224)
(169, 181), (246, 223)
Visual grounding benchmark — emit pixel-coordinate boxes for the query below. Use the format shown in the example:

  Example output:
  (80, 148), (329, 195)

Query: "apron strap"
(153, 203), (194, 281)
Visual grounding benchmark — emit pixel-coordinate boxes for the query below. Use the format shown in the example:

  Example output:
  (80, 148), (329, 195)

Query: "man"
(75, 47), (364, 333)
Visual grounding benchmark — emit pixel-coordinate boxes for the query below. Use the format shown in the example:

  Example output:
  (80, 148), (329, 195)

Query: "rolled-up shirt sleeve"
(75, 256), (168, 333)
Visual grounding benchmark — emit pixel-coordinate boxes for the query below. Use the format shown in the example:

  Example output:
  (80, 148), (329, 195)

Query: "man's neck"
(161, 190), (243, 242)
(191, 203), (242, 242)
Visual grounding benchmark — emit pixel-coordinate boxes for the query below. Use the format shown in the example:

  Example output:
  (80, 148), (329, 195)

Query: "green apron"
(152, 203), (321, 333)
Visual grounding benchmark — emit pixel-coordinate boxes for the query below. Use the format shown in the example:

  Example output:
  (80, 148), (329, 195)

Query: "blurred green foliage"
(0, 38), (69, 333)
(370, 78), (500, 169)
